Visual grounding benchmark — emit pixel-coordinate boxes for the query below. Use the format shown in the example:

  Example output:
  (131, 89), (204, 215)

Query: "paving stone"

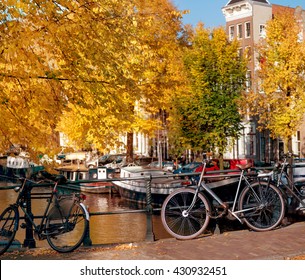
(1, 221), (305, 260)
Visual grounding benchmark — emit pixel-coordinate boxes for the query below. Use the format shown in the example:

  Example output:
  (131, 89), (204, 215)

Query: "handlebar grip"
(283, 152), (299, 158)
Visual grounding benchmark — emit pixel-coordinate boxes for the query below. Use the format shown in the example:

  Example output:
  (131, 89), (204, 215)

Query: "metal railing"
(1, 163), (305, 250)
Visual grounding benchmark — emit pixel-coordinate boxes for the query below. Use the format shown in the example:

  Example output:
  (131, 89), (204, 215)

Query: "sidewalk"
(1, 221), (305, 260)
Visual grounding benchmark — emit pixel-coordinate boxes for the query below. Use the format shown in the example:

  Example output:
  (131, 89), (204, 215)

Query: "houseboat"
(56, 166), (116, 194)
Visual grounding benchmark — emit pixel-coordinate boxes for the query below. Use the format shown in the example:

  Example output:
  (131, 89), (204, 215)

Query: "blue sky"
(172, 0), (305, 28)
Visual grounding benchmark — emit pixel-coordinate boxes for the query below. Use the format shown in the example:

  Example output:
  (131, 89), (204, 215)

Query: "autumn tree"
(0, 0), (186, 163)
(244, 10), (305, 153)
(170, 24), (247, 167)
(0, 1), (67, 158)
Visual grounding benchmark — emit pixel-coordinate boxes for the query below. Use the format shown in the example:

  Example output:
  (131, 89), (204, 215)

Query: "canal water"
(0, 182), (171, 248)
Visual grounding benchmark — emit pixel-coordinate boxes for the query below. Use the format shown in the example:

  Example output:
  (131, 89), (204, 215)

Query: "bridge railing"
(1, 163), (305, 250)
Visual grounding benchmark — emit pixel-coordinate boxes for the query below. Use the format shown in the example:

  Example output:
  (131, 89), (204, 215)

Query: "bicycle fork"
(181, 187), (201, 218)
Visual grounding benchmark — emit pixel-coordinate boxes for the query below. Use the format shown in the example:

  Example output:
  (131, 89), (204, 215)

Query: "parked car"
(173, 162), (202, 176)
(228, 159), (254, 170)
(173, 161), (222, 180)
(196, 158), (254, 170)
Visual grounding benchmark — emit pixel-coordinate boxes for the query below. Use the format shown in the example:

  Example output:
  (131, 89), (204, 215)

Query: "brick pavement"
(1, 221), (305, 260)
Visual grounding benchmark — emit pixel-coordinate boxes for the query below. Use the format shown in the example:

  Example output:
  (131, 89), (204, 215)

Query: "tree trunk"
(219, 153), (224, 170)
(126, 132), (134, 163)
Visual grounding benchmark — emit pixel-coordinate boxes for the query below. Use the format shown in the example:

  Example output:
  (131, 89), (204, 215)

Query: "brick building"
(222, 0), (305, 163)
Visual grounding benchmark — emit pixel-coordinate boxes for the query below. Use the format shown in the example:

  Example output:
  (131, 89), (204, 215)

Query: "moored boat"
(112, 166), (243, 206)
(0, 155), (44, 181)
(56, 166), (117, 194)
(112, 166), (191, 206)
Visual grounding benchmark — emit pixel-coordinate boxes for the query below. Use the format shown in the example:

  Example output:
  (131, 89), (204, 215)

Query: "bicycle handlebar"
(15, 170), (67, 188)
(282, 152), (299, 159)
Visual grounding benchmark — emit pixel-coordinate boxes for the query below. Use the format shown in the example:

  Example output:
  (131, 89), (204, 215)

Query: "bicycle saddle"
(236, 163), (252, 170)
(54, 174), (67, 184)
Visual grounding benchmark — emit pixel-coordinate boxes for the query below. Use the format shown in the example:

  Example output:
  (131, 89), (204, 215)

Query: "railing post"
(23, 182), (36, 248)
(145, 175), (155, 241)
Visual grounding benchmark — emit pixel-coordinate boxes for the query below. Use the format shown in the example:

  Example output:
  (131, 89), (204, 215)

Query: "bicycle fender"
(80, 202), (90, 221)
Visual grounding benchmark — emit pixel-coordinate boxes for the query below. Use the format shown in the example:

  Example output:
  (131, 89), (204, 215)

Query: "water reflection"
(0, 183), (170, 248)
(86, 193), (147, 244)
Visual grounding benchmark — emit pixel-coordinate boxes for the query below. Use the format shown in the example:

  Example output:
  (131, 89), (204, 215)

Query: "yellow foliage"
(242, 10), (305, 143)
(0, 0), (186, 159)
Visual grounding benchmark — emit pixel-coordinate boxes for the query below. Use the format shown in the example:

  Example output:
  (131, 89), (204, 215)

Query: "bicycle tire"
(238, 181), (285, 231)
(46, 202), (88, 253)
(0, 205), (19, 255)
(161, 188), (211, 240)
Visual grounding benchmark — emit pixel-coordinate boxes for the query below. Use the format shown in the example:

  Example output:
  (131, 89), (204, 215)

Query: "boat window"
(79, 172), (86, 180)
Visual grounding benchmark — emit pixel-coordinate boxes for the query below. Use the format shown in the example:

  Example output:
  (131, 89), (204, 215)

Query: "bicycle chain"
(207, 208), (227, 219)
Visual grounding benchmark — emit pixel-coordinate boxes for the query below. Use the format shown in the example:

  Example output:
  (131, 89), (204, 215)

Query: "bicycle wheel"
(0, 205), (19, 255)
(161, 188), (211, 240)
(238, 181), (285, 231)
(46, 202), (88, 253)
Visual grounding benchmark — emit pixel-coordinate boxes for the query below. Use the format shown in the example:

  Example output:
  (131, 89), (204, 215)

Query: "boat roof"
(56, 166), (89, 172)
(120, 166), (169, 177)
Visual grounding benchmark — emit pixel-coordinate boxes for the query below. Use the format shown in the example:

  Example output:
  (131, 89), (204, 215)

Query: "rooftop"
(226, 0), (270, 5)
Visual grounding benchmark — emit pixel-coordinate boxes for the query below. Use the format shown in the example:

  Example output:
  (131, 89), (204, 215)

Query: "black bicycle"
(0, 174), (89, 255)
(267, 153), (305, 215)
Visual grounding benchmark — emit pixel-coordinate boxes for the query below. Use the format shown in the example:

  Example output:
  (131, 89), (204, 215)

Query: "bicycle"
(267, 152), (305, 215)
(0, 174), (89, 255)
(161, 160), (285, 240)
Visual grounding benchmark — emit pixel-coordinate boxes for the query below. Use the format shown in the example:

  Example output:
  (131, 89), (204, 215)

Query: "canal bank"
(2, 220), (305, 260)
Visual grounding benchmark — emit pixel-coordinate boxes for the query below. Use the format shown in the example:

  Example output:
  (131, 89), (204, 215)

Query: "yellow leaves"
(132, 17), (138, 27)
(251, 12), (305, 141)
(181, 9), (190, 15)
(130, 39), (138, 45)
(92, 7), (100, 14)
(0, 0), (185, 158)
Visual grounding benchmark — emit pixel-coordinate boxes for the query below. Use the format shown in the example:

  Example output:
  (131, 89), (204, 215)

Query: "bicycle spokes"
(0, 206), (18, 255)
(46, 203), (88, 253)
(161, 189), (211, 239)
(239, 182), (285, 231)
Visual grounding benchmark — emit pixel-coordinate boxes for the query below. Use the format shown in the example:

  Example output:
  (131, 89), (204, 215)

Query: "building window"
(229, 25), (234, 41)
(238, 48), (243, 58)
(237, 24), (242, 39)
(246, 70), (252, 90)
(297, 131), (301, 157)
(259, 24), (266, 38)
(247, 125), (255, 156)
(245, 22), (251, 38)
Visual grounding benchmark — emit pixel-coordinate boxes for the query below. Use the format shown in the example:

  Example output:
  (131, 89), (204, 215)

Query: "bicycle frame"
(161, 160), (285, 239)
(188, 162), (262, 223)
(15, 179), (81, 240)
(274, 157), (305, 208)
(14, 179), (71, 239)
(0, 175), (90, 255)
